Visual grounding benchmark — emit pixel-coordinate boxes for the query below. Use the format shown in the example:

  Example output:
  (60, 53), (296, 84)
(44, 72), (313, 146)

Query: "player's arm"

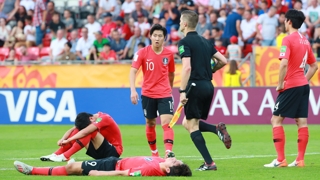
(306, 62), (318, 81)
(277, 58), (288, 89)
(130, 50), (143, 104)
(212, 51), (227, 73)
(88, 170), (129, 176)
(65, 124), (98, 142)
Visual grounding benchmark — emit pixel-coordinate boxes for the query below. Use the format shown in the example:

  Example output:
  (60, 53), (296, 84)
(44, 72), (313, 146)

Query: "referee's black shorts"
(184, 80), (214, 120)
(273, 85), (310, 118)
(81, 156), (120, 175)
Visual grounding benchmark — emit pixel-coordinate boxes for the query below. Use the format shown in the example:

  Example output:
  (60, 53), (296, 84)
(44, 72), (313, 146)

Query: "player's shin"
(162, 124), (174, 152)
(32, 166), (68, 176)
(63, 134), (92, 159)
(297, 127), (309, 161)
(273, 126), (286, 162)
(146, 125), (158, 155)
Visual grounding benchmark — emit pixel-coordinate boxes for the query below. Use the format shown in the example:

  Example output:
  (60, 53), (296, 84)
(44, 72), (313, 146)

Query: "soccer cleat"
(151, 150), (159, 157)
(14, 161), (33, 175)
(288, 160), (305, 167)
(49, 154), (69, 162)
(264, 159), (288, 167)
(165, 150), (175, 159)
(40, 153), (56, 161)
(67, 158), (76, 164)
(217, 122), (232, 149)
(197, 162), (217, 171)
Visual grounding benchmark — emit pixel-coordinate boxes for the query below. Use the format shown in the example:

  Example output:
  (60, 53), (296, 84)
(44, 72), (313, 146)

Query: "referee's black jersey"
(178, 31), (217, 81)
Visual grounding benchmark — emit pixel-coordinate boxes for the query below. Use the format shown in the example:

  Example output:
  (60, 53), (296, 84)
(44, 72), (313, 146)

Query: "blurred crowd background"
(0, 0), (319, 64)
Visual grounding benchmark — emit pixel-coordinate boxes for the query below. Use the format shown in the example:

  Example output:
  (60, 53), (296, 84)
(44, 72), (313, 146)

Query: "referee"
(178, 10), (230, 171)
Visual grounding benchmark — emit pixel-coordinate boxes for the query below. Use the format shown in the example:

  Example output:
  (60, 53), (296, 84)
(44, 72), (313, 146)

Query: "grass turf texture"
(0, 125), (319, 180)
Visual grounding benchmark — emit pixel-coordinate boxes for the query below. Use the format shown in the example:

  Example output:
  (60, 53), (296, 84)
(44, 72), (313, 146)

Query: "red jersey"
(115, 157), (166, 176)
(101, 22), (117, 38)
(215, 46), (227, 55)
(92, 112), (123, 155)
(279, 32), (316, 91)
(118, 24), (133, 41)
(131, 46), (175, 98)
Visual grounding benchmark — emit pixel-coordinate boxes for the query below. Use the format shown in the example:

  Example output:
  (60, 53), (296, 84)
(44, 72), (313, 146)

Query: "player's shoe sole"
(288, 160), (305, 167)
(14, 161), (33, 175)
(40, 154), (55, 161)
(217, 122), (232, 149)
(49, 154), (69, 162)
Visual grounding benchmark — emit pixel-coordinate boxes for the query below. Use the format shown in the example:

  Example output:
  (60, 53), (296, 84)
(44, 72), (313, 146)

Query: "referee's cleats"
(217, 122), (232, 149)
(14, 161), (33, 175)
(197, 162), (217, 171)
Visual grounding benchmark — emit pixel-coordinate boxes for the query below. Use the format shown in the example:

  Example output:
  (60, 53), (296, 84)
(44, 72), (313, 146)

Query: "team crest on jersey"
(163, 57), (169, 65)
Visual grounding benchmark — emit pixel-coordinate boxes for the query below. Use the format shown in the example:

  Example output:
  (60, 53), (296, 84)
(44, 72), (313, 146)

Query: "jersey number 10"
(146, 62), (155, 71)
(299, 51), (308, 69)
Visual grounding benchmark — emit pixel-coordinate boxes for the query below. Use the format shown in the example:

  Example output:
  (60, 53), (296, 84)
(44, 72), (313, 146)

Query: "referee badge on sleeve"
(178, 45), (184, 55)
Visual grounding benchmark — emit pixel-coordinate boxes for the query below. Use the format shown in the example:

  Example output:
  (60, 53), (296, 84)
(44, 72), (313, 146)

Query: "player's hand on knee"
(130, 91), (139, 105)
(57, 139), (63, 146)
(88, 170), (99, 176)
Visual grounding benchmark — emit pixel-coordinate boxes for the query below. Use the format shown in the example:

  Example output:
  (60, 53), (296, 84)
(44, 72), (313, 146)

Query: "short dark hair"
(25, 15), (32, 21)
(295, 0), (302, 4)
(181, 10), (198, 29)
(212, 27), (220, 32)
(138, 42), (146, 47)
(65, 42), (72, 49)
(285, 9), (305, 29)
(167, 164), (192, 177)
(150, 24), (167, 38)
(53, 11), (60, 16)
(75, 112), (93, 130)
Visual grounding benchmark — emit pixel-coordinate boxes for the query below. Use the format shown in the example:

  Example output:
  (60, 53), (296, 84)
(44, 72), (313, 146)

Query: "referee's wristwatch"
(179, 89), (186, 93)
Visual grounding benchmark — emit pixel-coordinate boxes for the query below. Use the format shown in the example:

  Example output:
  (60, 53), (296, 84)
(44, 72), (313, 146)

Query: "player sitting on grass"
(14, 156), (192, 177)
(40, 112), (123, 162)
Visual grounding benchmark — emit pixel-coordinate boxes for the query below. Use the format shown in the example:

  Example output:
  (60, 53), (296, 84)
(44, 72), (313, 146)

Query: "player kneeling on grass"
(14, 156), (192, 177)
(40, 112), (123, 162)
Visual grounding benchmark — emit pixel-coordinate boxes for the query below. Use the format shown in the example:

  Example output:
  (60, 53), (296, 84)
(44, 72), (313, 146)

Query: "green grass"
(0, 125), (319, 180)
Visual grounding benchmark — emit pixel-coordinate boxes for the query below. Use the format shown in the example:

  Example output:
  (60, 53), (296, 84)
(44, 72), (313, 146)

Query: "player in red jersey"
(264, 9), (318, 168)
(129, 24), (175, 158)
(14, 156), (192, 177)
(40, 112), (123, 162)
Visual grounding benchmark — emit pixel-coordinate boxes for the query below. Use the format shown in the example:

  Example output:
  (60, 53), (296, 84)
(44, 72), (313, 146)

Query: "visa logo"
(0, 90), (77, 122)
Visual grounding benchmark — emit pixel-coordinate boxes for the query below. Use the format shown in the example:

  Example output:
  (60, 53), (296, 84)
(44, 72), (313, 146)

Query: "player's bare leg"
(288, 118), (308, 167)
(182, 117), (216, 171)
(146, 118), (159, 157)
(160, 114), (174, 158)
(14, 160), (83, 176)
(264, 115), (288, 167)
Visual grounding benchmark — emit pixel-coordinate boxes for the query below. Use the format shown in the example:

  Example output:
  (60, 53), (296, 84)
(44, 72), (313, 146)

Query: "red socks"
(297, 127), (309, 161)
(63, 133), (92, 159)
(273, 126), (285, 162)
(162, 124), (174, 152)
(32, 166), (67, 176)
(146, 125), (157, 152)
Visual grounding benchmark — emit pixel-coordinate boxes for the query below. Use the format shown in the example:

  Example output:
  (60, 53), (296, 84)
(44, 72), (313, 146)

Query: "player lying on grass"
(14, 156), (192, 177)
(40, 112), (123, 162)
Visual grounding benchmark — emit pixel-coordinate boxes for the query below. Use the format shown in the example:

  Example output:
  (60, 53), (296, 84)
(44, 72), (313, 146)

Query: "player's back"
(135, 45), (175, 98)
(279, 32), (314, 90)
(179, 32), (214, 81)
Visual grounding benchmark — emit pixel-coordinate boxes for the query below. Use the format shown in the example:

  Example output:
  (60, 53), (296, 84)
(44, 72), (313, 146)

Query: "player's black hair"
(167, 164), (192, 177)
(285, 9), (305, 29)
(75, 112), (93, 130)
(149, 24), (167, 39)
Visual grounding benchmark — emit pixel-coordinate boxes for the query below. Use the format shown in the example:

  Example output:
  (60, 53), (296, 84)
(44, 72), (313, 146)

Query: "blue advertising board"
(0, 88), (145, 124)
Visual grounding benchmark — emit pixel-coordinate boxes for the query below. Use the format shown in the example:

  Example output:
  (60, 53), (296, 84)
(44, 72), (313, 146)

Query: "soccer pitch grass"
(0, 125), (319, 180)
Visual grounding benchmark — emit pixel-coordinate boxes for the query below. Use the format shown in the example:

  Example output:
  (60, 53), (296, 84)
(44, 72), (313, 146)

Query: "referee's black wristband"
(179, 89), (186, 93)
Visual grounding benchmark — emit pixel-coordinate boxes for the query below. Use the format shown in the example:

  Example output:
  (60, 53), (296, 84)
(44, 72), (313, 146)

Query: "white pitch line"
(2, 152), (320, 162)
(0, 168), (14, 170)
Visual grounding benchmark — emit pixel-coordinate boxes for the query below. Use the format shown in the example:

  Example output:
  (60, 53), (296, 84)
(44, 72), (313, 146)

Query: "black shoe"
(217, 122), (232, 149)
(197, 162), (217, 171)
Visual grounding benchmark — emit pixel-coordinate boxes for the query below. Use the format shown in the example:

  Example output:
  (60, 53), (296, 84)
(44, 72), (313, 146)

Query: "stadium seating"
(0, 48), (9, 61)
(28, 47), (40, 57)
(39, 47), (50, 58)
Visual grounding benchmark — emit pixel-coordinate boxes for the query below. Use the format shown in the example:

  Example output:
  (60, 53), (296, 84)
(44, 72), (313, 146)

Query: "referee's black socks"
(191, 130), (213, 164)
(199, 121), (217, 135)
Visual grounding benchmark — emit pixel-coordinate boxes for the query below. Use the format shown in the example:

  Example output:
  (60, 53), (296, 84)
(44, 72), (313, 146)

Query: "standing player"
(264, 10), (318, 168)
(129, 24), (175, 158)
(41, 112), (123, 162)
(178, 10), (231, 171)
(14, 156), (192, 177)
